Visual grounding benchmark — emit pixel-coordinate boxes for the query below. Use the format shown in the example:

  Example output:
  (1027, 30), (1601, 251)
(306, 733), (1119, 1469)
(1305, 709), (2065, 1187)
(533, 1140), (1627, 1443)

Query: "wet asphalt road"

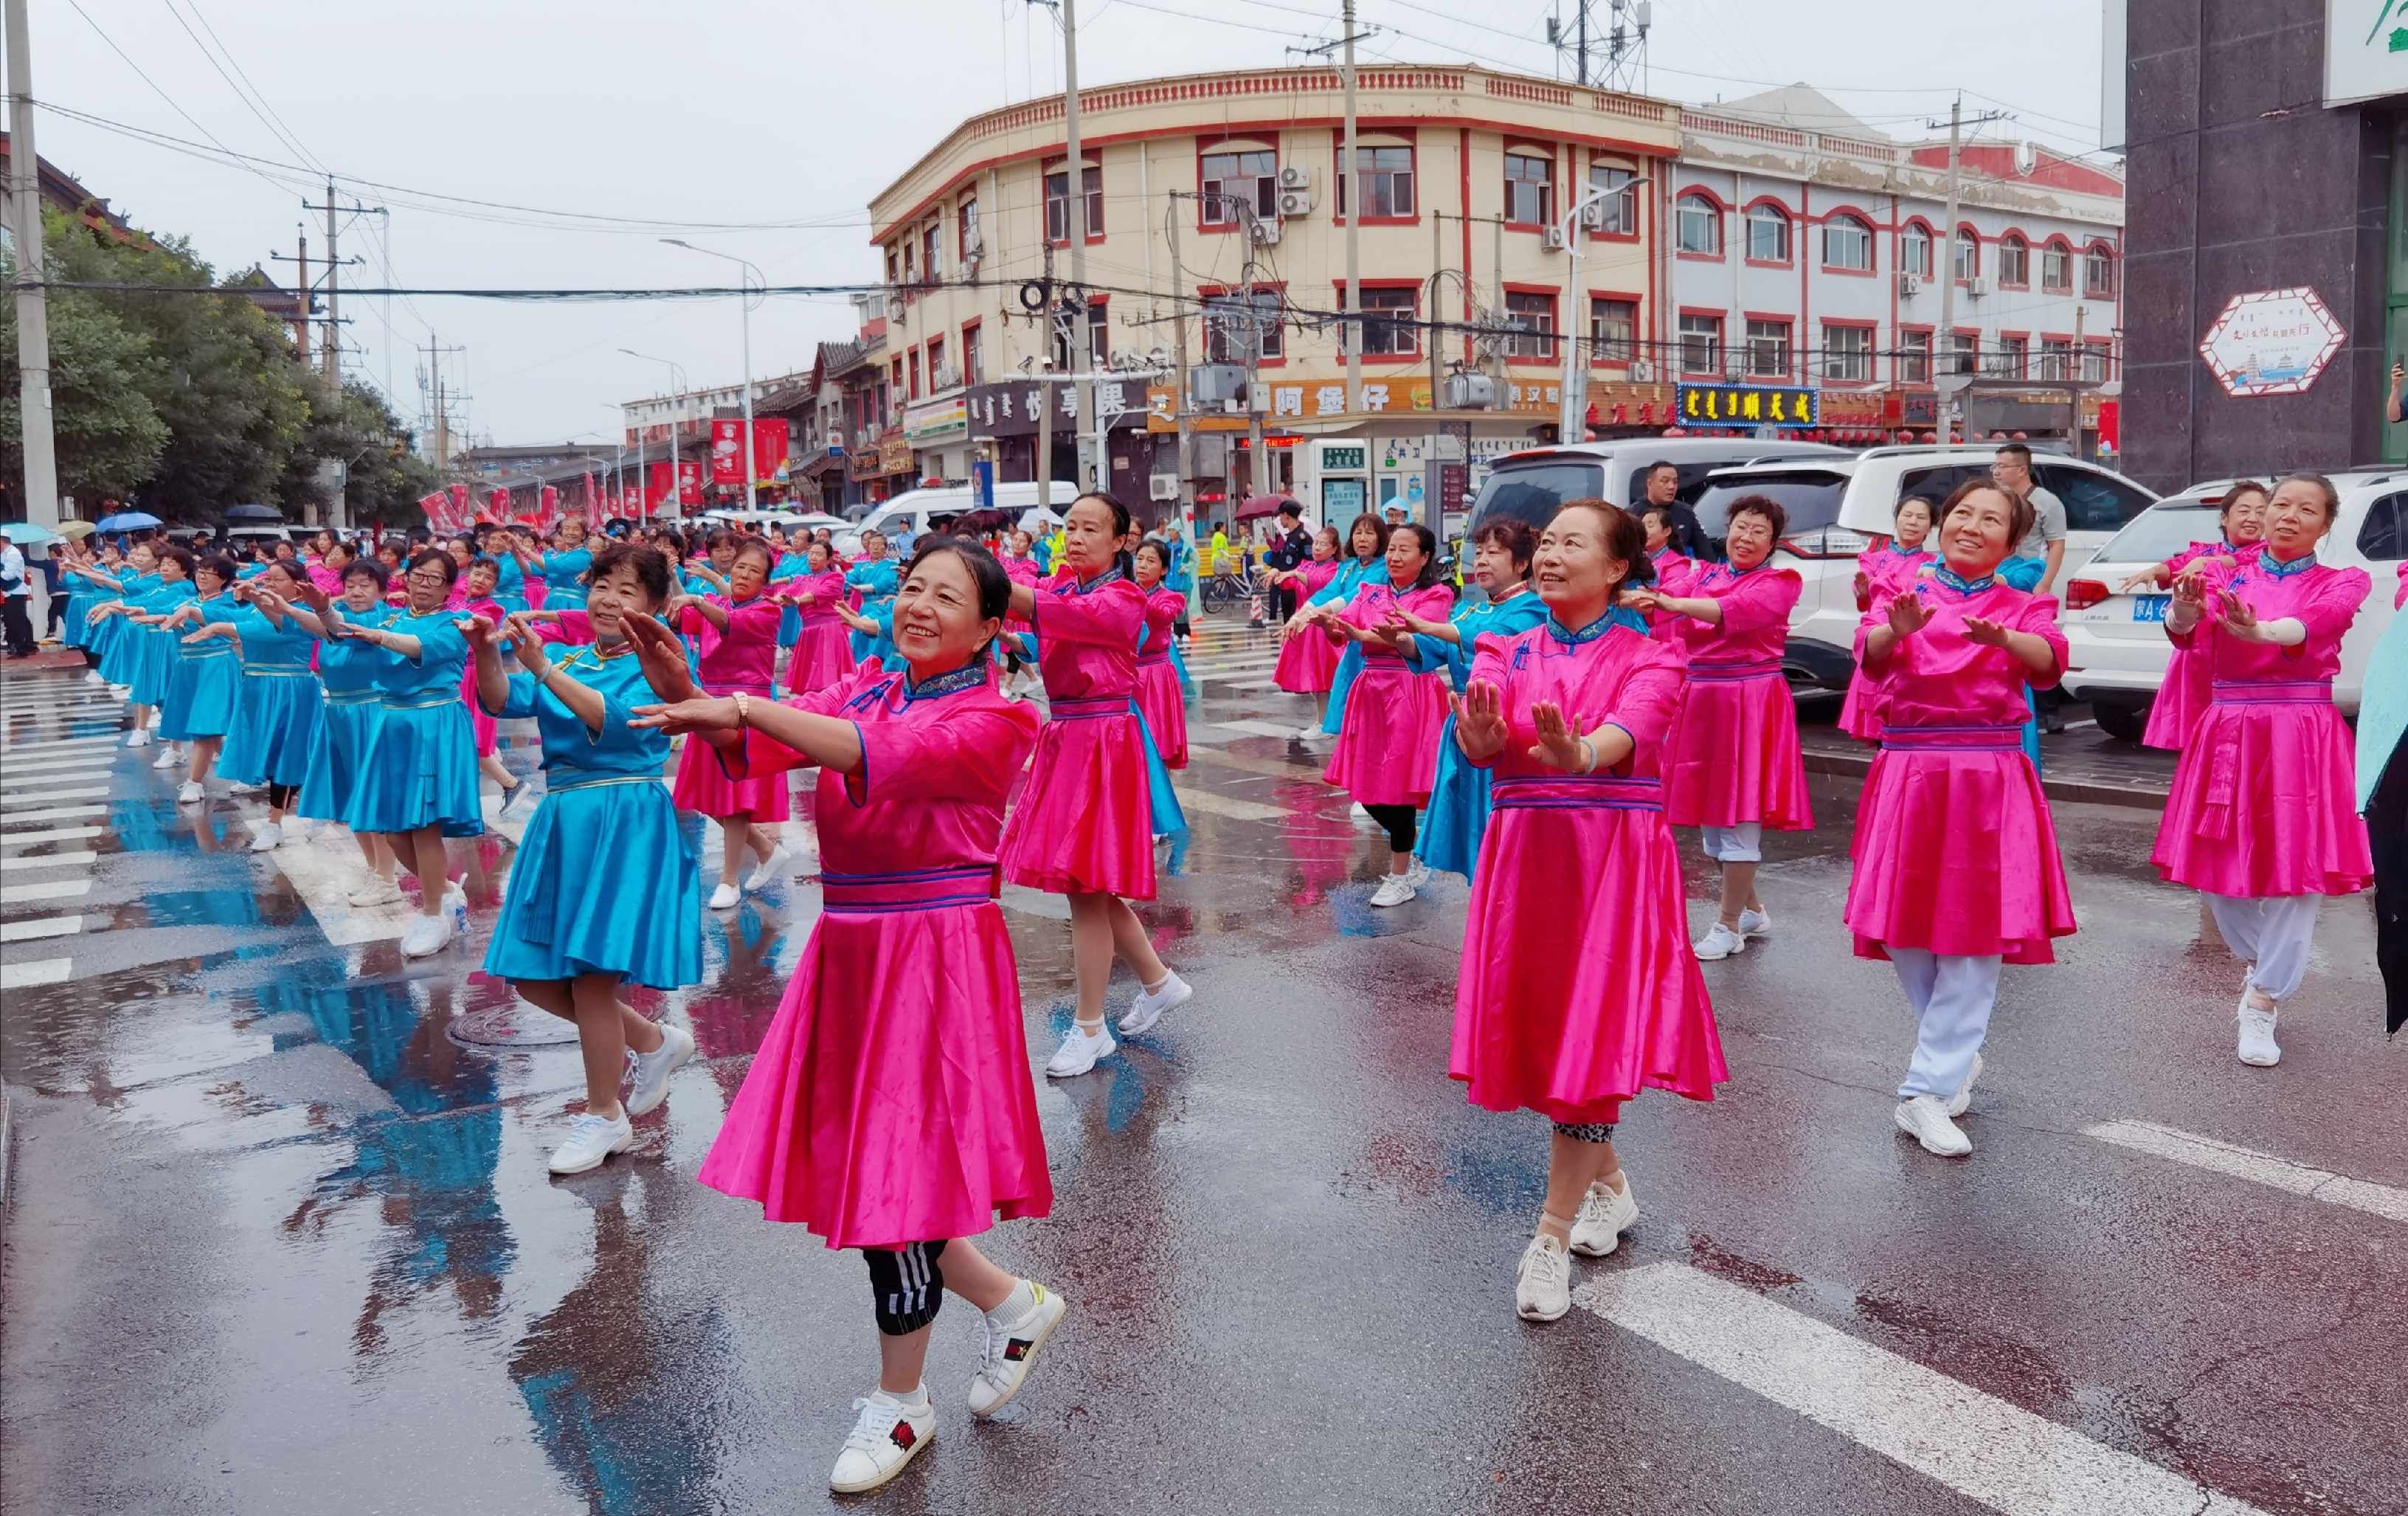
(1, 630), (2399, 1516)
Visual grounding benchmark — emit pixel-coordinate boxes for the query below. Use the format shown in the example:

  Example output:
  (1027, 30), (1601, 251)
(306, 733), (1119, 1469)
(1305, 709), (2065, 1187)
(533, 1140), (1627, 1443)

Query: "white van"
(843, 480), (1079, 553)
(1462, 437), (1851, 536)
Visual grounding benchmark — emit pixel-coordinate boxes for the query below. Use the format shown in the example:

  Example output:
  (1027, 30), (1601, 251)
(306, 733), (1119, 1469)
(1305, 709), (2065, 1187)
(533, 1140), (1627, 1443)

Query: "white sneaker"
(1515, 1233), (1574, 1321)
(249, 823), (283, 851)
(347, 875), (405, 908)
(1117, 970), (1191, 1036)
(1567, 1173), (1639, 1258)
(398, 912), (452, 958)
(84, 671), (104, 685)
(1894, 1094), (1973, 1157)
(175, 780), (204, 804)
(125, 727), (150, 748)
(625, 1024), (696, 1117)
(152, 745), (184, 769)
(744, 845), (795, 893)
(1693, 922), (1746, 960)
(1369, 873), (1416, 908)
(547, 1110), (634, 1175)
(281, 817), (316, 845)
(1404, 859), (1433, 889)
(1736, 907), (1772, 938)
(2237, 993), (2280, 1067)
(1945, 1051), (1985, 1118)
(967, 1282), (1068, 1417)
(707, 881), (741, 910)
(828, 1389), (935, 1494)
(224, 782), (263, 797)
(1045, 1022), (1115, 1077)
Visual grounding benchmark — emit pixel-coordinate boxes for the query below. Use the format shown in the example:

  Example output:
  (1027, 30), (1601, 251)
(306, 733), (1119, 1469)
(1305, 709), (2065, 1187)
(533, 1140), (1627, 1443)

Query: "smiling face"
(583, 558), (661, 640)
(1385, 529), (1430, 585)
(1470, 534), (1524, 595)
(464, 561), (499, 600)
(1060, 498), (1121, 576)
(196, 565), (229, 596)
(1725, 508), (1776, 570)
(2263, 480), (2335, 558)
(892, 550), (1000, 676)
(556, 516), (588, 550)
(1534, 505), (1629, 614)
(1312, 527), (1338, 561)
(2220, 487), (2269, 545)
(1892, 497), (1934, 550)
(1938, 486), (2018, 575)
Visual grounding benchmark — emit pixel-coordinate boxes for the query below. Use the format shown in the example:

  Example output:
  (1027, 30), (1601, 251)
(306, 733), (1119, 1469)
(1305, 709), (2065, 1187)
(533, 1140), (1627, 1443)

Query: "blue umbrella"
(94, 510), (162, 531)
(0, 521), (58, 544)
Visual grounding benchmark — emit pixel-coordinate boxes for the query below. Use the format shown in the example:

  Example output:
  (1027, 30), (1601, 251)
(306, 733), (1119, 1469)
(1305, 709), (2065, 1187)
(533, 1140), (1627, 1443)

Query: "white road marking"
(0, 850), (97, 871)
(0, 958), (72, 989)
(0, 826), (104, 845)
(2085, 1120), (2408, 1225)
(1, 768), (111, 788)
(3, 747), (120, 765)
(1166, 786), (1287, 822)
(268, 838), (423, 946)
(1577, 1262), (2272, 1516)
(0, 738), (125, 757)
(1214, 720), (1308, 739)
(1, 806), (108, 824)
(1, 786), (109, 806)
(1, 877), (94, 904)
(998, 884), (1072, 921)
(1225, 679), (1285, 692)
(1, 914), (85, 942)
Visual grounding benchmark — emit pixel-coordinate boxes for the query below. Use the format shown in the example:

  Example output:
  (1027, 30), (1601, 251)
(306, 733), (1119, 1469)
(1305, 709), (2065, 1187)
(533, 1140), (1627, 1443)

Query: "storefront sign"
(2198, 287), (2347, 397)
(1675, 383), (1819, 427)
(1144, 376), (1675, 432)
(1816, 389), (1889, 427)
(966, 381), (1146, 438)
(2325, 0), (2408, 107)
(903, 395), (969, 446)
(879, 434), (915, 474)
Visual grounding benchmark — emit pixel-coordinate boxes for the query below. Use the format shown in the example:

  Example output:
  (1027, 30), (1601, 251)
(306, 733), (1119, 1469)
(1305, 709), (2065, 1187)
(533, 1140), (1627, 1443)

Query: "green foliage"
(0, 242), (170, 499)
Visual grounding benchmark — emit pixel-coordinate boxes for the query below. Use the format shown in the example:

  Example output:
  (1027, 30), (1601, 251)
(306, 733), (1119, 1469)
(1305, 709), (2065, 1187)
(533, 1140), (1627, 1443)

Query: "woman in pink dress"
(1627, 495), (1813, 959)
(1268, 526), (1344, 719)
(668, 537), (792, 910)
(2151, 472), (2373, 1067)
(1132, 540), (1187, 769)
(634, 541), (1070, 1495)
(1634, 502), (1695, 640)
(999, 492), (1193, 1080)
(1448, 498), (1724, 1323)
(1300, 522), (1457, 907)
(2123, 480), (2269, 751)
(997, 528), (1044, 700)
(1838, 495), (1940, 743)
(1847, 482), (2077, 1157)
(778, 539), (859, 696)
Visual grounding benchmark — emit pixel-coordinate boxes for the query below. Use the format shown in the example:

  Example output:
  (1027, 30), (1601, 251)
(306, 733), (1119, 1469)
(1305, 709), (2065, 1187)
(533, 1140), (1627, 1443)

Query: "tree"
(0, 243), (170, 506)
(275, 370), (439, 526)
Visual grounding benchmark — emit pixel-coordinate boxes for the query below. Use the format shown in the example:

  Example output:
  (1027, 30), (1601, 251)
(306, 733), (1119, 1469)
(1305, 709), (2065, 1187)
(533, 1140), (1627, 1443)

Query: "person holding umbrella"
(1262, 500), (1312, 624)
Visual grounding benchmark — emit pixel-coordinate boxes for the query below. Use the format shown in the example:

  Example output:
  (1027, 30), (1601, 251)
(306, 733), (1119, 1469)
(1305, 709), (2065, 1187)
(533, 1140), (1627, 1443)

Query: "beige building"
(867, 63), (1683, 528)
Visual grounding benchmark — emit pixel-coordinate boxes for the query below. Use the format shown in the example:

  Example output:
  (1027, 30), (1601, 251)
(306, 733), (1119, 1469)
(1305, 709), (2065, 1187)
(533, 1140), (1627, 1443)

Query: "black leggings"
(1363, 803), (1417, 855)
(267, 782), (299, 810)
(864, 1240), (947, 1335)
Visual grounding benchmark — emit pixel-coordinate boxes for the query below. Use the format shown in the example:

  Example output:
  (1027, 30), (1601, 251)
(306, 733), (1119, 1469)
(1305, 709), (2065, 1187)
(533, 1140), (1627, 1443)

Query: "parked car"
(2059, 469), (2408, 733)
(841, 481), (1076, 555)
(1830, 444), (2160, 567)
(1462, 437), (1850, 541)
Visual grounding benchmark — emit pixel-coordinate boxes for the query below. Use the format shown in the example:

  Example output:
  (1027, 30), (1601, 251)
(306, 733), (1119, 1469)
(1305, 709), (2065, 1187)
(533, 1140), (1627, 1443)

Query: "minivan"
(1461, 437), (1850, 541)
(844, 480), (1078, 552)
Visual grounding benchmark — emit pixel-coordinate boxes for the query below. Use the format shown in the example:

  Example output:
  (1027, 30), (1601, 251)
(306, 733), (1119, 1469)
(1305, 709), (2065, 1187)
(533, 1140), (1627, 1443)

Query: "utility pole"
(1934, 99), (1962, 439)
(1038, 233), (1056, 517)
(1242, 207), (1264, 505)
(320, 180), (341, 389)
(294, 231), (310, 355)
(1578, 0), (1589, 86)
(1169, 193), (1196, 589)
(1059, 0), (1093, 495)
(6, 0), (59, 526)
(1342, 0), (1361, 437)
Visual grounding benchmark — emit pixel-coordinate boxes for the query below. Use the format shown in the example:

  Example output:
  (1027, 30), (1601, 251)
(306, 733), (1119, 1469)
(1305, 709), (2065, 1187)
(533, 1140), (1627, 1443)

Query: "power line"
(155, 0), (325, 176)
(58, 0), (291, 199)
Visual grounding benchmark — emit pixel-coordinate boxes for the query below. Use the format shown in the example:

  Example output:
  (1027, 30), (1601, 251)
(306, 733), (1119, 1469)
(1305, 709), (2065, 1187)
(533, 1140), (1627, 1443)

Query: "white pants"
(1888, 947), (2003, 1101)
(1701, 823), (1762, 862)
(2206, 894), (2322, 1002)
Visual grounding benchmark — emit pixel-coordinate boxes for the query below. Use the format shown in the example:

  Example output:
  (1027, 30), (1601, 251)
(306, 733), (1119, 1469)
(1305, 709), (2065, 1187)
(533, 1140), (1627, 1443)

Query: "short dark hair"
(1993, 442), (2034, 466)
(1388, 522), (1446, 591)
(156, 545), (197, 578)
(587, 541), (672, 606)
(1551, 498), (1656, 589)
(903, 536), (1012, 648)
(1894, 495), (1937, 523)
(1343, 512), (1391, 558)
(1134, 539), (1173, 574)
(731, 535), (778, 573)
(2218, 481), (2269, 522)
(2274, 471), (2340, 522)
(1469, 517), (1538, 581)
(1939, 480), (2037, 549)
(1277, 500), (1302, 519)
(1644, 460), (1679, 480)
(404, 547), (458, 584)
(1726, 494), (1790, 542)
(341, 558), (391, 592)
(195, 553), (239, 584)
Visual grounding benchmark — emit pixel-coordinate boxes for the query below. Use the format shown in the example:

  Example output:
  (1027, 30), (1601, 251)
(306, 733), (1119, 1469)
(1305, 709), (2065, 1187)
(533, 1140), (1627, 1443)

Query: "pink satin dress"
(1661, 562), (1814, 831)
(1644, 547), (1697, 641)
(1001, 555), (1041, 639)
(1321, 578), (1456, 807)
(2150, 554), (2374, 899)
(696, 662), (1050, 1249)
(447, 594), (507, 757)
(2140, 541), (2265, 750)
(1838, 543), (1937, 742)
(1135, 585), (1187, 769)
(1450, 613), (1726, 1124)
(670, 593), (789, 821)
(997, 568), (1157, 899)
(1273, 559), (1343, 692)
(1844, 570), (2078, 964)
(783, 568), (858, 696)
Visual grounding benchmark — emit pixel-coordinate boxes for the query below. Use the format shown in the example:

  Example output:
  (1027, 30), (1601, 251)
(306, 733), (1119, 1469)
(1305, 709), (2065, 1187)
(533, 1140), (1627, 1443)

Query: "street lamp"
(663, 238), (766, 510)
(599, 404), (626, 516)
(1556, 175), (1652, 446)
(623, 349), (688, 519)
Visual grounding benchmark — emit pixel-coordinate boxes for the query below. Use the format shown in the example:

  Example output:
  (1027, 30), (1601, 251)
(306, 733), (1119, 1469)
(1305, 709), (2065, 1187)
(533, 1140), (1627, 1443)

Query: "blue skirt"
(483, 777), (700, 989)
(130, 629), (177, 707)
(218, 672), (324, 787)
(297, 696), (386, 825)
(92, 614), (131, 682)
(355, 700), (484, 837)
(159, 654), (240, 741)
(1414, 715), (1491, 881)
(1135, 706), (1186, 836)
(1320, 643), (1366, 735)
(62, 595), (89, 648)
(778, 603), (802, 648)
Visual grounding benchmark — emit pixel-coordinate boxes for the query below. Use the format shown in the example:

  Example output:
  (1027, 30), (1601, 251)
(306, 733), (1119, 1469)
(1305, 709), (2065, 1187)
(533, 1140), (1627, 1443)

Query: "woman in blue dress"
(1385, 517), (1552, 883)
(467, 541), (701, 1175)
(121, 545), (197, 755)
(1279, 513), (1388, 743)
(213, 559), (328, 850)
(843, 528), (901, 664)
(538, 516), (595, 611)
(250, 559), (404, 901)
(156, 553), (245, 805)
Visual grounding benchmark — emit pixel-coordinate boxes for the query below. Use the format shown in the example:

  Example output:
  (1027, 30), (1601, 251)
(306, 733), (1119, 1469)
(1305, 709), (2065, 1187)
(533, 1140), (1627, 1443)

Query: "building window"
(1901, 224), (1931, 278)
(902, 240), (916, 283)
(1591, 297), (1637, 362)
(963, 323), (984, 386)
(1677, 193), (1722, 255)
(1679, 314), (1723, 374)
(885, 246), (900, 284)
(1339, 145), (1415, 218)
(959, 197), (980, 260)
(1822, 214), (1873, 271)
(1948, 331), (1976, 376)
(1822, 323), (1871, 381)
(1205, 290), (1282, 363)
(2082, 341), (2113, 382)
(1588, 165), (1637, 235)
(2036, 338), (2071, 380)
(923, 224), (942, 283)
(1201, 148), (1277, 225)
(1746, 204), (1791, 263)
(1990, 334), (2027, 378)
(927, 336), (948, 389)
(1354, 286), (1419, 356)
(1045, 163), (1102, 242)
(1504, 152), (1554, 226)
(2085, 245), (2117, 297)
(1998, 235), (2029, 288)
(2041, 243), (2072, 291)
(1505, 290), (1557, 359)
(1745, 318), (1791, 378)
(1898, 329), (1931, 383)
(1954, 228), (1979, 281)
(908, 348), (922, 401)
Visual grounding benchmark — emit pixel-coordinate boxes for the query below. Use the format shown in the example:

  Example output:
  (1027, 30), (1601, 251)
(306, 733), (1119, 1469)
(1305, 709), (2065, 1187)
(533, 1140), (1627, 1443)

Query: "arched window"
(1746, 202), (1791, 263)
(1821, 213), (1873, 271)
(2085, 243), (2117, 297)
(2041, 240), (2072, 291)
(1953, 226), (1979, 281)
(1900, 223), (1931, 278)
(1998, 233), (2030, 287)
(1677, 193), (1721, 255)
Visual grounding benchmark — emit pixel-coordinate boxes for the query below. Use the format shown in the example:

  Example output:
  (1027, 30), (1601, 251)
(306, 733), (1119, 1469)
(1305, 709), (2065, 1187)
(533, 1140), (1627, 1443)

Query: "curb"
(1801, 748), (2168, 811)
(0, 1083), (13, 1226)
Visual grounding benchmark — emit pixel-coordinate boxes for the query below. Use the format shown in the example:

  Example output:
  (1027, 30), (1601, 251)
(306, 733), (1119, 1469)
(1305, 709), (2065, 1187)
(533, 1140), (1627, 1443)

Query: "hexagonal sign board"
(2198, 287), (2347, 398)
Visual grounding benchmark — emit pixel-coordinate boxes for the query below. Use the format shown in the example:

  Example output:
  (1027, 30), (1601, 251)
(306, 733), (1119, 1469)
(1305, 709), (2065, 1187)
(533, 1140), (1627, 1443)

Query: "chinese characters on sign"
(1674, 384), (1820, 427)
(2197, 288), (2347, 398)
(1140, 376), (1674, 431)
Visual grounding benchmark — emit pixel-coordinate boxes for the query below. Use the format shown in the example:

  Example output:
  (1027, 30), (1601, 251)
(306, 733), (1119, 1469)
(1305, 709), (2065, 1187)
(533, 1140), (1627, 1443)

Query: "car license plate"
(2132, 595), (2170, 623)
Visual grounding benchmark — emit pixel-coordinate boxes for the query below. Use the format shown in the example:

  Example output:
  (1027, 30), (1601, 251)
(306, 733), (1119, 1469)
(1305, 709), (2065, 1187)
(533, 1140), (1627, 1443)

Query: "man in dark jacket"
(1262, 499), (1312, 623)
(1640, 460), (1709, 558)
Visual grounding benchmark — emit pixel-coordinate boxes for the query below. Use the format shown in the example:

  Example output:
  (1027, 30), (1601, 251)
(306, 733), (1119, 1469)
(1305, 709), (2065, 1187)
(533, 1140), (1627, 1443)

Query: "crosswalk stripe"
(1214, 720), (1305, 739)
(1, 877), (93, 904)
(2, 769), (111, 789)
(0, 735), (125, 753)
(0, 913), (85, 942)
(0, 851), (97, 871)
(0, 826), (104, 846)
(1, 806), (108, 824)
(2085, 1120), (2408, 1225)
(1, 786), (110, 806)
(1579, 1263), (2272, 1516)
(0, 958), (71, 989)
(1166, 784), (1286, 822)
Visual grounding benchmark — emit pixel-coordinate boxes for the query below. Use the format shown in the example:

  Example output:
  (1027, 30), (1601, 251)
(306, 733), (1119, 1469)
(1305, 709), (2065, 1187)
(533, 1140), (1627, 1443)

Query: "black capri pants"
(864, 1240), (948, 1335)
(1363, 803), (1417, 854)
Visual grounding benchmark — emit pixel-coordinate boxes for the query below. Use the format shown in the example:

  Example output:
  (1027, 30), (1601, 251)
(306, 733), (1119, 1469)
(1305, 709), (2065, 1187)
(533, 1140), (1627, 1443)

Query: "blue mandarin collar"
(1888, 541), (1931, 559)
(1546, 607), (1648, 644)
(1932, 564), (1996, 595)
(2258, 550), (2317, 581)
(904, 662), (987, 700)
(1059, 566), (1124, 595)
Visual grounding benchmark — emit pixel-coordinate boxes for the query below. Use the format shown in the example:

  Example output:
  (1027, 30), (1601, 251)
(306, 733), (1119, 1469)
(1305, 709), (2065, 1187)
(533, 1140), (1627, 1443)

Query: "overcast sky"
(27, 0), (2110, 454)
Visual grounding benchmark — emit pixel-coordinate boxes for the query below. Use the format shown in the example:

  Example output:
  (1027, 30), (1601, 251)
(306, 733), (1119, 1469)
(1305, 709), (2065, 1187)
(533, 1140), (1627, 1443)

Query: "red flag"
(449, 483), (470, 528)
(678, 459), (702, 507)
(647, 461), (676, 513)
(581, 472), (598, 516)
(710, 419), (744, 486)
(419, 491), (451, 531)
(539, 486), (560, 531)
(752, 418), (789, 484)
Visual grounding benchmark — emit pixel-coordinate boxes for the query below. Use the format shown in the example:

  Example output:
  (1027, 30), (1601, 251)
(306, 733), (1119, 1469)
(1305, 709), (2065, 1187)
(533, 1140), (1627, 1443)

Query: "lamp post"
(663, 240), (765, 510)
(601, 404), (627, 517)
(622, 350), (688, 519)
(1556, 175), (1651, 446)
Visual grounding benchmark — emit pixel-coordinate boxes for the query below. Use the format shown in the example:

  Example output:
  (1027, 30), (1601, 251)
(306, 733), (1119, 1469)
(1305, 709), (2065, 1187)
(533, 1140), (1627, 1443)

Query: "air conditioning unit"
(1897, 272), (1923, 297)
(931, 363), (961, 391)
(1967, 276), (1993, 298)
(1578, 201), (1611, 231)
(885, 294), (908, 325)
(1249, 218), (1281, 245)
(1443, 371), (1499, 409)
(1541, 226), (1568, 252)
(1189, 364), (1246, 404)
(1149, 474), (1180, 502)
(1146, 345), (1170, 367)
(1277, 165), (1311, 191)
(1629, 360), (1653, 382)
(1278, 189), (1312, 218)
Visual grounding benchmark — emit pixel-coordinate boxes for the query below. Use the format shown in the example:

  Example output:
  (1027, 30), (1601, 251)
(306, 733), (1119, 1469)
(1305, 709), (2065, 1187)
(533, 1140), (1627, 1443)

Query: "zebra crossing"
(1177, 620), (1290, 693)
(0, 668), (124, 988)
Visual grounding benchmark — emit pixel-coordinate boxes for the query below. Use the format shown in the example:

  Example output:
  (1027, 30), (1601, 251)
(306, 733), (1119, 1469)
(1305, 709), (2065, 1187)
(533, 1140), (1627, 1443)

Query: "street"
(0, 631), (2398, 1516)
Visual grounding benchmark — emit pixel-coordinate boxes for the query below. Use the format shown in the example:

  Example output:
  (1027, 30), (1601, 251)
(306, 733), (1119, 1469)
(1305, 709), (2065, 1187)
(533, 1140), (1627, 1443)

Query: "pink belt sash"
(1689, 657), (1783, 682)
(1490, 774), (1664, 811)
(1048, 693), (1131, 721)
(2210, 679), (2333, 705)
(1880, 722), (2028, 752)
(703, 679), (774, 697)
(820, 864), (997, 915)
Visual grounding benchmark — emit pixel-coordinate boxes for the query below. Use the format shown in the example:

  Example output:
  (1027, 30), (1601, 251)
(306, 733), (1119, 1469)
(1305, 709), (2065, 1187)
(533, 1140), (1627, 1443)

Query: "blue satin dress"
(1408, 587), (1553, 880)
(482, 643), (699, 989)
(1133, 620), (1188, 836)
(1998, 555), (2047, 771)
(158, 591), (242, 741)
(843, 558), (900, 663)
(299, 603), (393, 826)
(217, 606), (324, 788)
(131, 580), (196, 709)
(1312, 557), (1383, 735)
(94, 571), (152, 685)
(492, 554), (532, 613)
(774, 551), (810, 649)
(540, 547), (594, 610)
(354, 608), (484, 838)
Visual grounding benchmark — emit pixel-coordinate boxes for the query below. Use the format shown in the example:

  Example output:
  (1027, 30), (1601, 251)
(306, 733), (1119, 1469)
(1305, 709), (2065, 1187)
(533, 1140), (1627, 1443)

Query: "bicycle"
(1197, 564), (1256, 614)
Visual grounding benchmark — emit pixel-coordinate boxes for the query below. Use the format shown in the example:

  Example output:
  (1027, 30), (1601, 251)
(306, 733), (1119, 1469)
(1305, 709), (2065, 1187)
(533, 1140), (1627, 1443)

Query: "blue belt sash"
(1689, 657), (1783, 682)
(1048, 693), (1132, 721)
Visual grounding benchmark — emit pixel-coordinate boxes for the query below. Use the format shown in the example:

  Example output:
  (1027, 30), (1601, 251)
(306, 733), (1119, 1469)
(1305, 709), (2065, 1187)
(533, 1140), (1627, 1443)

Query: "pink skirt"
(460, 662), (498, 758)
(1845, 744), (2077, 964)
(1273, 626), (1341, 693)
(1663, 669), (1815, 830)
(1322, 661), (1447, 807)
(2151, 696), (2373, 898)
(696, 898), (1051, 1249)
(1837, 665), (1883, 744)
(670, 727), (790, 821)
(999, 705), (1157, 899)
(1452, 789), (1726, 1122)
(786, 620), (857, 696)
(2140, 643), (2210, 750)
(1134, 660), (1186, 769)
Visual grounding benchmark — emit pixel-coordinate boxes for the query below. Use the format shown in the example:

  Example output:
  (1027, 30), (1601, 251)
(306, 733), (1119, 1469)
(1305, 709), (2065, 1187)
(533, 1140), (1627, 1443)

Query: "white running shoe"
(1369, 873), (1416, 908)
(1116, 970), (1191, 1036)
(2237, 993), (2280, 1067)
(347, 875), (405, 908)
(249, 823), (283, 851)
(1567, 1173), (1639, 1258)
(967, 1282), (1068, 1417)
(1404, 859), (1433, 889)
(281, 817), (316, 845)
(707, 881), (741, 910)
(625, 1024), (696, 1117)
(1894, 1094), (1973, 1157)
(1693, 922), (1746, 960)
(125, 727), (150, 748)
(828, 1389), (935, 1494)
(1515, 1233), (1574, 1321)
(547, 1110), (634, 1175)
(84, 671), (105, 685)
(398, 912), (452, 958)
(1736, 907), (1772, 938)
(151, 745), (184, 769)
(1945, 1051), (1985, 1118)
(224, 782), (263, 797)
(1045, 1022), (1116, 1077)
(175, 780), (204, 804)
(744, 845), (795, 893)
